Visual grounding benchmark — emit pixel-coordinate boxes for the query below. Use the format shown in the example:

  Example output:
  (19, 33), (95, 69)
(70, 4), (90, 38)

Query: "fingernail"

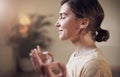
(29, 53), (32, 56)
(34, 49), (37, 51)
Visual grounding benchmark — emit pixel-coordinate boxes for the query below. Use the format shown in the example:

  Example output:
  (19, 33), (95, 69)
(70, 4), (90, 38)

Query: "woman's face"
(55, 3), (82, 40)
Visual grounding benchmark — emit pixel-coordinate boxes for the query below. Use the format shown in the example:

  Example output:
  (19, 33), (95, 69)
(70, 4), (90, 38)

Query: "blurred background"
(0, 0), (120, 77)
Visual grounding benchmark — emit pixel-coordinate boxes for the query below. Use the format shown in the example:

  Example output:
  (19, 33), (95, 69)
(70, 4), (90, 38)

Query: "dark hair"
(61, 0), (110, 42)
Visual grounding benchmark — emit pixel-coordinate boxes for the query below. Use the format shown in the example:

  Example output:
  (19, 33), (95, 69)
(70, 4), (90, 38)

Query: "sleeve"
(79, 59), (105, 77)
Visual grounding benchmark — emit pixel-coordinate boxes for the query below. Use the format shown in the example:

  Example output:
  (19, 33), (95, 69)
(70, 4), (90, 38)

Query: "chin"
(59, 36), (68, 40)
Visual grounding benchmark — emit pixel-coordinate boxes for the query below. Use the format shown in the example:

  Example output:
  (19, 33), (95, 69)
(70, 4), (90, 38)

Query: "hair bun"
(95, 28), (110, 42)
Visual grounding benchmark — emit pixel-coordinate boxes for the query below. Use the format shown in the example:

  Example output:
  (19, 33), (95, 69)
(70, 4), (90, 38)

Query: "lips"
(59, 30), (63, 31)
(58, 30), (63, 34)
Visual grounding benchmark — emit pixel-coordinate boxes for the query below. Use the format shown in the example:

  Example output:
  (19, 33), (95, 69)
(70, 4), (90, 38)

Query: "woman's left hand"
(43, 62), (67, 77)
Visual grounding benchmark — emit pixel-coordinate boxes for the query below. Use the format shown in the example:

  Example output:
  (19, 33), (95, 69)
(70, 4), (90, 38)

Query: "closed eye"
(61, 16), (66, 19)
(59, 13), (68, 19)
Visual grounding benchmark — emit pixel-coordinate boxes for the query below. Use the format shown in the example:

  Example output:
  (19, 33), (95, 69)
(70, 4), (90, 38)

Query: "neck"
(71, 31), (97, 52)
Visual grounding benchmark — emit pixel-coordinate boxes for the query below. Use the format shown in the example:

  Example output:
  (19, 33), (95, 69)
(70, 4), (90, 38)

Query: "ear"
(79, 18), (89, 29)
(75, 18), (89, 33)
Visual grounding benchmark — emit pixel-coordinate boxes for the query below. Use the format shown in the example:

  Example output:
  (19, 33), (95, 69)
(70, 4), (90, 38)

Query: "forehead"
(59, 3), (72, 14)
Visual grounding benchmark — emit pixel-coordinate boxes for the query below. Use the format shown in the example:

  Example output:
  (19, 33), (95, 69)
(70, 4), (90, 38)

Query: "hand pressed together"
(29, 45), (67, 77)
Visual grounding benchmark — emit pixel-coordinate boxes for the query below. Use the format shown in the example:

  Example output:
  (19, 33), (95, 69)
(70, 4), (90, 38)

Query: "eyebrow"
(59, 13), (68, 16)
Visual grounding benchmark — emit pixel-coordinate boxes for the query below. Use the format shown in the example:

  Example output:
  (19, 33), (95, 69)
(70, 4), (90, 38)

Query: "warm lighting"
(19, 14), (31, 26)
(19, 26), (28, 38)
(18, 14), (31, 38)
(0, 0), (9, 22)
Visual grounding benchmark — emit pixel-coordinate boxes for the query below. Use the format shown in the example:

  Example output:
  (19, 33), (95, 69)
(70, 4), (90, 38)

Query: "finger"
(30, 56), (38, 71)
(51, 62), (64, 77)
(43, 64), (54, 77)
(32, 50), (41, 71)
(37, 45), (42, 53)
(47, 52), (54, 62)
(34, 49), (43, 65)
(36, 46), (45, 60)
(30, 48), (45, 76)
(58, 62), (67, 77)
(43, 62), (63, 77)
(30, 50), (39, 72)
(32, 50), (42, 72)
(36, 46), (54, 64)
(42, 51), (54, 64)
(29, 52), (32, 57)
(38, 51), (46, 63)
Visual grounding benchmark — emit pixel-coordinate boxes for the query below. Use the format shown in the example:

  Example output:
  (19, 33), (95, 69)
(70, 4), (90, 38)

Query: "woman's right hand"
(29, 45), (54, 74)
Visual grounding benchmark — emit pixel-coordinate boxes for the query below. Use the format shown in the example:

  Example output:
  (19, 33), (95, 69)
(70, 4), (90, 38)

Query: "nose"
(55, 20), (60, 27)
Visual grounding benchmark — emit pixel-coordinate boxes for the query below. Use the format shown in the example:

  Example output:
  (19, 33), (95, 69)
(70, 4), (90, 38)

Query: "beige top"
(66, 48), (112, 77)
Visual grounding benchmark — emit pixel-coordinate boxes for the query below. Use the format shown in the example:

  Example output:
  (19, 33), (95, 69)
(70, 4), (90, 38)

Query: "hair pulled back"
(61, 0), (110, 42)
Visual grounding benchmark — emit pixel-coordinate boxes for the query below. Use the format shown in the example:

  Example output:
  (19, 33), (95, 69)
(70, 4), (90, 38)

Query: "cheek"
(63, 23), (79, 37)
(63, 22), (78, 32)
(61, 18), (76, 29)
(60, 17), (80, 33)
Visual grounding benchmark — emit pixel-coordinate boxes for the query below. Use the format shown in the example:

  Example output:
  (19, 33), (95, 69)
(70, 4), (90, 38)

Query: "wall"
(97, 0), (120, 66)
(0, 0), (19, 76)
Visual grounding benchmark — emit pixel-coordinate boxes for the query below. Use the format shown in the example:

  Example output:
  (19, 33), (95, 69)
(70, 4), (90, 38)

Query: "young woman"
(30, 0), (112, 77)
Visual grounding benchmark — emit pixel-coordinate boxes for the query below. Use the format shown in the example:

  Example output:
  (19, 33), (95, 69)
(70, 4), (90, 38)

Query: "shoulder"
(80, 59), (112, 77)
